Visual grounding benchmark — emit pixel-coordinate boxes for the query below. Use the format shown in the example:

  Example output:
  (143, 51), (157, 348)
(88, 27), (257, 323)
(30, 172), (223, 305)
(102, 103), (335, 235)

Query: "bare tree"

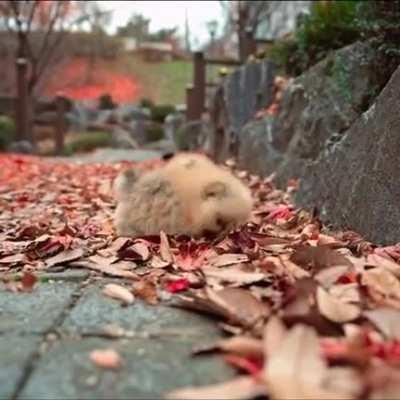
(219, 0), (277, 60)
(0, 0), (89, 142)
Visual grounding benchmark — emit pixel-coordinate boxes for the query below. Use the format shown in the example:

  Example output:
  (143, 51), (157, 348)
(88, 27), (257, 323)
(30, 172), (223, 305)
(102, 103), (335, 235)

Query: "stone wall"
(213, 40), (400, 244)
(208, 58), (275, 161)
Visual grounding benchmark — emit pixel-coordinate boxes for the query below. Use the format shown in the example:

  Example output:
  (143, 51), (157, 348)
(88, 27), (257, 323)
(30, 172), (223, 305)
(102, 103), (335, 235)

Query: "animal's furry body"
(114, 153), (253, 237)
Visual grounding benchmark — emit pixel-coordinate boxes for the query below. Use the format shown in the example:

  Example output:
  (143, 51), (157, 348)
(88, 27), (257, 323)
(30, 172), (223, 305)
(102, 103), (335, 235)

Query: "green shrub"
(268, 1), (400, 76)
(139, 97), (155, 109)
(145, 124), (165, 142)
(98, 94), (117, 110)
(63, 131), (112, 155)
(150, 104), (176, 123)
(0, 115), (16, 150)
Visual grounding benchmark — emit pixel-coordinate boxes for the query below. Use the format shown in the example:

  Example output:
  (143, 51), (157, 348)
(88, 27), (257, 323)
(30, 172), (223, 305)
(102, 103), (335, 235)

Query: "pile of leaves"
(1, 153), (400, 399)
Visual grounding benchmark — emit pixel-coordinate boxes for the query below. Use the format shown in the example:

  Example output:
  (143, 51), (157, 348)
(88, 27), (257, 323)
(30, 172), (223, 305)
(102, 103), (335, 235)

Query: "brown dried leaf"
(165, 376), (266, 400)
(132, 280), (159, 305)
(265, 324), (355, 400)
(366, 254), (400, 277)
(45, 248), (85, 268)
(89, 349), (122, 369)
(205, 287), (270, 327)
(202, 267), (267, 287)
(70, 260), (138, 279)
(363, 308), (400, 339)
(209, 253), (249, 267)
(316, 286), (361, 324)
(130, 241), (150, 261)
(20, 272), (38, 292)
(315, 266), (351, 287)
(263, 316), (287, 357)
(150, 255), (170, 269)
(361, 268), (400, 308)
(103, 283), (135, 305)
(160, 231), (173, 264)
(290, 245), (353, 270)
(194, 336), (263, 358)
(0, 253), (26, 265)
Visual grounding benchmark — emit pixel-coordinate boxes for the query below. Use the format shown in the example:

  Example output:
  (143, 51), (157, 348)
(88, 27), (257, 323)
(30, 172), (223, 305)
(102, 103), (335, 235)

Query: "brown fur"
(114, 153), (253, 237)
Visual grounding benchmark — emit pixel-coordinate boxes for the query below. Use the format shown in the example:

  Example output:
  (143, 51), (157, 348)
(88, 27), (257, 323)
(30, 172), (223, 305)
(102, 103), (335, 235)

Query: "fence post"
(192, 51), (206, 119)
(54, 95), (67, 155)
(186, 84), (196, 122)
(245, 27), (257, 59)
(15, 56), (29, 142)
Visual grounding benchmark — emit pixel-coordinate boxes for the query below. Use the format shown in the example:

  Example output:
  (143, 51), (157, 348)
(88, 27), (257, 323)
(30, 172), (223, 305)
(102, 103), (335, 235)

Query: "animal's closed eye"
(216, 217), (227, 230)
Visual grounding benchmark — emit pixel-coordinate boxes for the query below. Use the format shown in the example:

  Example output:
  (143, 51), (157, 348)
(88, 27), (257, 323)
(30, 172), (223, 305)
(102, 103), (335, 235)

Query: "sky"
(100, 1), (225, 49)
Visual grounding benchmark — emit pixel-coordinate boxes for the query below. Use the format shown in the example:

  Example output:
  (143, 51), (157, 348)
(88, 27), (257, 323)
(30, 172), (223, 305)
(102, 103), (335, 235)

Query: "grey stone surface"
(19, 337), (234, 400)
(237, 41), (399, 179)
(0, 278), (233, 398)
(296, 64), (400, 245)
(0, 335), (41, 399)
(238, 116), (282, 176)
(206, 58), (275, 161)
(0, 281), (78, 334)
(111, 127), (139, 150)
(62, 283), (222, 338)
(223, 58), (276, 142)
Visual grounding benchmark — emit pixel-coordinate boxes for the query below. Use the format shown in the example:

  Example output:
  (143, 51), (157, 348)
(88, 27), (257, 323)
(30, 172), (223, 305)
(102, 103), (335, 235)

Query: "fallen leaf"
(366, 254), (400, 277)
(316, 286), (361, 323)
(224, 353), (263, 376)
(89, 349), (122, 369)
(165, 278), (190, 293)
(193, 336), (263, 358)
(132, 279), (158, 305)
(263, 316), (287, 357)
(45, 248), (85, 268)
(202, 267), (267, 286)
(165, 376), (266, 400)
(315, 265), (352, 287)
(150, 255), (170, 269)
(103, 283), (135, 305)
(20, 272), (38, 292)
(209, 253), (249, 267)
(290, 245), (353, 271)
(70, 260), (138, 279)
(0, 253), (26, 265)
(118, 242), (150, 261)
(159, 231), (173, 263)
(362, 268), (400, 308)
(264, 324), (355, 399)
(363, 308), (400, 339)
(205, 287), (270, 327)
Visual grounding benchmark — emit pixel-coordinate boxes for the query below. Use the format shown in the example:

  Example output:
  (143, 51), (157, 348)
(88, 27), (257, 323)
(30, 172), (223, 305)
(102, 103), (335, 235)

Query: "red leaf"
(224, 354), (263, 377)
(21, 272), (38, 292)
(165, 278), (190, 293)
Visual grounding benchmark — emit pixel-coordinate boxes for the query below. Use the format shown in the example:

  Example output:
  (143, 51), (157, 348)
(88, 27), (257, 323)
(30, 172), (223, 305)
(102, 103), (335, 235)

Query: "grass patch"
(63, 131), (112, 155)
(121, 55), (192, 105)
(0, 115), (15, 150)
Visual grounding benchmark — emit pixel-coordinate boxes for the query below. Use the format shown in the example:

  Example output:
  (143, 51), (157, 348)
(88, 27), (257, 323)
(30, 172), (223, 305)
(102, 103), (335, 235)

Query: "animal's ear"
(202, 181), (227, 199)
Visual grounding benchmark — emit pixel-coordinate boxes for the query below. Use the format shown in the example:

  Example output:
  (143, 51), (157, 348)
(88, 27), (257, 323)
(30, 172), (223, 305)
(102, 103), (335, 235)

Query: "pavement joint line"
(77, 330), (216, 341)
(11, 277), (92, 400)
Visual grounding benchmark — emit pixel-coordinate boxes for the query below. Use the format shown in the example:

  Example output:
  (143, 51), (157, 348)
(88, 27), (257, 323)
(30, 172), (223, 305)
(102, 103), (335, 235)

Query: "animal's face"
(193, 179), (252, 237)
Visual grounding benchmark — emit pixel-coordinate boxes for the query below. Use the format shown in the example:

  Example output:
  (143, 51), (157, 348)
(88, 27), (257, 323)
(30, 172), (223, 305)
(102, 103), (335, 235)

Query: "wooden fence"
(186, 33), (273, 122)
(0, 94), (69, 155)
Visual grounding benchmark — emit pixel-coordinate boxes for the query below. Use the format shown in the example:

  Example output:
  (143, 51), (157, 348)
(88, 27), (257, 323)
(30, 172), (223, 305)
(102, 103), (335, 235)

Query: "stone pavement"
(0, 271), (234, 399)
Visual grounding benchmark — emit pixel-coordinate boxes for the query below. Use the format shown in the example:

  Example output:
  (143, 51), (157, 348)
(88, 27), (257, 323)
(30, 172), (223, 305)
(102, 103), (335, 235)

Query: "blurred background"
(0, 0), (398, 158)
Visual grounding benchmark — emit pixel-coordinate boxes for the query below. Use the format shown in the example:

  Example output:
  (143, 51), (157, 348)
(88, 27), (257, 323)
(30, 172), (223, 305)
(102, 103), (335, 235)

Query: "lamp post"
(15, 55), (29, 143)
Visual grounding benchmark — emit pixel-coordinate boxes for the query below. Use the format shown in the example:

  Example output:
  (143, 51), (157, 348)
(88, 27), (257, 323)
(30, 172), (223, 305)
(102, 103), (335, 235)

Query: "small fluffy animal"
(114, 153), (253, 237)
